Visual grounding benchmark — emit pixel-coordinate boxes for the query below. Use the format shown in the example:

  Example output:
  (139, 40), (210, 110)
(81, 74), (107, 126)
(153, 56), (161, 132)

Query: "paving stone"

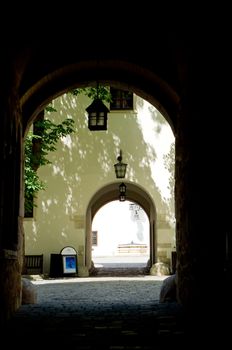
(3, 275), (186, 349)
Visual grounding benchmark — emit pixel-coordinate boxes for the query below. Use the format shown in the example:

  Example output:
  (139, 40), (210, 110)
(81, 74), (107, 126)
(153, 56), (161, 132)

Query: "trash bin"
(60, 246), (78, 276)
(50, 253), (63, 277)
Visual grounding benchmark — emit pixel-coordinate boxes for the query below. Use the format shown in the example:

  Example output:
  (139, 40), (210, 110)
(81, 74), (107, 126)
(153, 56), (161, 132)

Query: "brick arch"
(85, 182), (157, 271)
(21, 59), (179, 134)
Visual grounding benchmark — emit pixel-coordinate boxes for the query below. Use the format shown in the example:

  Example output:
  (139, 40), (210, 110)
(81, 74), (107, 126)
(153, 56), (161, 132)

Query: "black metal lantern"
(86, 98), (109, 131)
(119, 182), (127, 202)
(114, 150), (127, 178)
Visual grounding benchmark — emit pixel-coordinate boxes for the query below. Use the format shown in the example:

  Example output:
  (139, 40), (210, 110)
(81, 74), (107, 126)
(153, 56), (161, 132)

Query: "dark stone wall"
(175, 50), (228, 329)
(0, 53), (24, 323)
(0, 251), (22, 324)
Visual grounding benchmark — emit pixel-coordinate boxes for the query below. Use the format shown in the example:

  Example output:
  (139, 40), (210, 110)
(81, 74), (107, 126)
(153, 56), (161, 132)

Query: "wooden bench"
(23, 254), (43, 274)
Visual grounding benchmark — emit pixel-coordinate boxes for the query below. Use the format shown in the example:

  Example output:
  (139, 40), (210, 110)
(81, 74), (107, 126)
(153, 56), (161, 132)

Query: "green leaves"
(34, 118), (75, 164)
(45, 105), (57, 113)
(24, 115), (75, 216)
(70, 86), (112, 103)
(24, 86), (110, 217)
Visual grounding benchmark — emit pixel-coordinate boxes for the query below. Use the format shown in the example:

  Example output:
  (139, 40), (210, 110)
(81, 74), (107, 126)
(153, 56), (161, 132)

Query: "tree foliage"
(24, 87), (112, 216)
(24, 106), (75, 215)
(71, 86), (112, 103)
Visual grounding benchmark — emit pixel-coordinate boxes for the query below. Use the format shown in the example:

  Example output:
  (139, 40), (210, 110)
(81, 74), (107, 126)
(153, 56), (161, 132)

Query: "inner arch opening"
(91, 200), (150, 274)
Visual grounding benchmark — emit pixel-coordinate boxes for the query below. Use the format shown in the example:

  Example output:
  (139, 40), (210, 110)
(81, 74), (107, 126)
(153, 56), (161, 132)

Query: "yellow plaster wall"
(24, 92), (175, 274)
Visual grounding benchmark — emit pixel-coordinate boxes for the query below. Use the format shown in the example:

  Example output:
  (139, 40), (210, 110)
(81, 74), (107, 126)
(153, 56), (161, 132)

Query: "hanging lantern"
(86, 98), (109, 131)
(119, 182), (127, 202)
(114, 150), (127, 178)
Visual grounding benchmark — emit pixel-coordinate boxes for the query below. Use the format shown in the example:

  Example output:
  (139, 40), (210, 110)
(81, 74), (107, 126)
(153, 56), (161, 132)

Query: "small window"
(110, 88), (133, 110)
(24, 194), (34, 218)
(92, 231), (98, 246)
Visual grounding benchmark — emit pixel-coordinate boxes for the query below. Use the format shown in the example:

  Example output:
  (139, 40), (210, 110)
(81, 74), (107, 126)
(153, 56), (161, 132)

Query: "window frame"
(92, 230), (98, 246)
(110, 88), (133, 111)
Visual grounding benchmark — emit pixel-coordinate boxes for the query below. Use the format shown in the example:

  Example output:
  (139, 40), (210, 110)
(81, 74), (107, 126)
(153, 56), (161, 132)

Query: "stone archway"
(85, 182), (157, 273)
(21, 59), (178, 134)
(1, 52), (179, 322)
(0, 21), (228, 338)
(20, 59), (178, 283)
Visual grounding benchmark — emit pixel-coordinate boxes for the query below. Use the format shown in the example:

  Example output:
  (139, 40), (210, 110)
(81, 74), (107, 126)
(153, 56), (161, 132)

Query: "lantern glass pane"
(97, 116), (105, 126)
(119, 194), (126, 202)
(89, 117), (97, 125)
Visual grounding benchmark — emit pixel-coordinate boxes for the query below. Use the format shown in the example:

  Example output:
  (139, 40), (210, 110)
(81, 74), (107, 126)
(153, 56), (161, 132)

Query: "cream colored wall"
(23, 92), (175, 275)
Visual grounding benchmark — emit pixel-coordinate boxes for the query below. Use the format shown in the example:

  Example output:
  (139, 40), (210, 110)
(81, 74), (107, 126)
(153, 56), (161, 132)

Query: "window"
(110, 88), (133, 110)
(92, 231), (98, 246)
(24, 194), (34, 218)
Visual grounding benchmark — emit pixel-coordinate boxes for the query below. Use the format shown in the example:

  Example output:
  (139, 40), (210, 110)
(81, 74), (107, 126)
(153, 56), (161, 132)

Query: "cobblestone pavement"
(4, 275), (187, 349)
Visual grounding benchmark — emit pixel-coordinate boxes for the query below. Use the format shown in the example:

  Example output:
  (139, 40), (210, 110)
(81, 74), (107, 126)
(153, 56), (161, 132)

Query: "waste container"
(50, 253), (63, 277)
